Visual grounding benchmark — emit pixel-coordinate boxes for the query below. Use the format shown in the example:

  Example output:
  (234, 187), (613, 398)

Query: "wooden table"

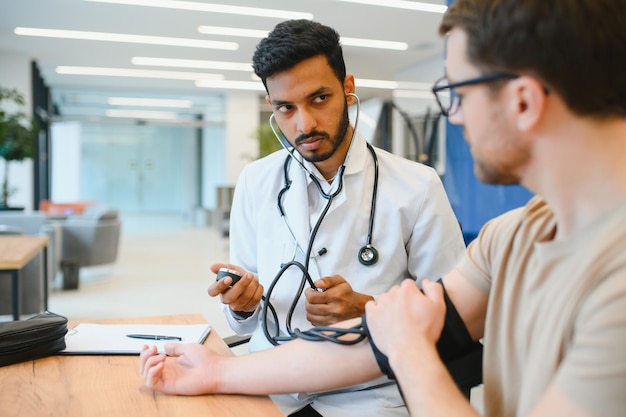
(0, 235), (49, 320)
(0, 314), (285, 417)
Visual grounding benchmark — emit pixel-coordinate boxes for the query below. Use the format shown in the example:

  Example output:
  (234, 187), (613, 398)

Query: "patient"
(140, 1), (626, 417)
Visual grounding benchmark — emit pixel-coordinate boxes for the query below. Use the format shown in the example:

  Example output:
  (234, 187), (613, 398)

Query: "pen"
(126, 334), (182, 341)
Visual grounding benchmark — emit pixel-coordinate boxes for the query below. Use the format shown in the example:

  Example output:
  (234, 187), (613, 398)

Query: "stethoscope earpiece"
(358, 244), (379, 266)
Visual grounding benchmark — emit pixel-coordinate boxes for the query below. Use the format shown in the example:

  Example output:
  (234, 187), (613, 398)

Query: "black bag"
(0, 311), (68, 367)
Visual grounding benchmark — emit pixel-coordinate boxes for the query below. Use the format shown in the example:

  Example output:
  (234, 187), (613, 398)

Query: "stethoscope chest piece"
(358, 244), (379, 266)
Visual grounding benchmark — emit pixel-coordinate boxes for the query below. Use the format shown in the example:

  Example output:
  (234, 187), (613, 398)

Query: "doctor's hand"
(208, 263), (264, 313)
(139, 343), (224, 395)
(305, 275), (375, 326)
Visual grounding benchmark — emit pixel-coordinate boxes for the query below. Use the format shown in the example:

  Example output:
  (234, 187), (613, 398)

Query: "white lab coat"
(224, 133), (465, 417)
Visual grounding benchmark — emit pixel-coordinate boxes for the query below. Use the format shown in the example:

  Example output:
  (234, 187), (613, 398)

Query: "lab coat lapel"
(281, 158), (312, 253)
(324, 133), (368, 213)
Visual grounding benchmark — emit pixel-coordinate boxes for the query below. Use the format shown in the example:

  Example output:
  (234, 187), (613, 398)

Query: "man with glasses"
(140, 1), (626, 416)
(432, 72), (518, 118)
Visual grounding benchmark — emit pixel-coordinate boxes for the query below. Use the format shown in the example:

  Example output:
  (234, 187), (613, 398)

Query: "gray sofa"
(60, 207), (121, 268)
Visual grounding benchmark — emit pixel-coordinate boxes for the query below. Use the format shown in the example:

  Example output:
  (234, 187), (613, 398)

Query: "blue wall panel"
(443, 122), (533, 244)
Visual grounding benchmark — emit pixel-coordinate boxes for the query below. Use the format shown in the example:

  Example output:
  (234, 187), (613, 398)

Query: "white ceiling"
(0, 0), (447, 122)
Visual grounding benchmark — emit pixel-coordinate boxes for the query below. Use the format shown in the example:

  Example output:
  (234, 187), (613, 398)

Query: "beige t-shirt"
(458, 196), (626, 417)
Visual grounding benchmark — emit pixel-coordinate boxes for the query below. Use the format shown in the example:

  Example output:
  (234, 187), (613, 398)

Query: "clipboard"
(60, 323), (211, 355)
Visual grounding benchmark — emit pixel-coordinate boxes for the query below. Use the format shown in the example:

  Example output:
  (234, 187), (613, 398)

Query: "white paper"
(61, 323), (211, 354)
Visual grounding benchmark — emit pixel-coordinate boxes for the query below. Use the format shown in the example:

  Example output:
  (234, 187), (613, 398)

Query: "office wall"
(0, 50), (34, 211)
(201, 91), (259, 212)
(225, 91), (260, 185)
(80, 122), (199, 214)
(391, 54), (447, 173)
(50, 121), (81, 203)
(393, 54), (445, 116)
(47, 91), (261, 217)
(1, 47), (262, 216)
(45, 93), (258, 217)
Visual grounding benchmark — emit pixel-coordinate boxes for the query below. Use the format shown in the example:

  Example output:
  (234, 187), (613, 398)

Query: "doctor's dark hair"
(440, 0), (626, 118)
(252, 20), (347, 91)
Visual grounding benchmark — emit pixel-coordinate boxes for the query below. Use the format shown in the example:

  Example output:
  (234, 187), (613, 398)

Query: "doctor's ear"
(265, 94), (271, 106)
(344, 74), (356, 104)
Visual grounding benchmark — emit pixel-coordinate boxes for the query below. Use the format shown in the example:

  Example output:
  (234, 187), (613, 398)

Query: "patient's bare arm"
(139, 317), (382, 396)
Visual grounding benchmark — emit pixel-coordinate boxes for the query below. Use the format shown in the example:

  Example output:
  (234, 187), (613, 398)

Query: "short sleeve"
(555, 274), (626, 417)
(455, 207), (525, 296)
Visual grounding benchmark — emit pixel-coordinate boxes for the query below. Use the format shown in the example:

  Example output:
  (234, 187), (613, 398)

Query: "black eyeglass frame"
(431, 72), (519, 116)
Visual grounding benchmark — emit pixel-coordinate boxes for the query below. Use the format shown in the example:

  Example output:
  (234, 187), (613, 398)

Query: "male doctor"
(208, 20), (465, 417)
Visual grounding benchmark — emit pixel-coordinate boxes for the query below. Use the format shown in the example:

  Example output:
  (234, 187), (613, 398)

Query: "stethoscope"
(260, 93), (380, 345)
(270, 92), (380, 267)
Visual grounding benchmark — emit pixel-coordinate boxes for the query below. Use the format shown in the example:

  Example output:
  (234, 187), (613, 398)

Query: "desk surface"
(0, 314), (285, 417)
(0, 235), (48, 269)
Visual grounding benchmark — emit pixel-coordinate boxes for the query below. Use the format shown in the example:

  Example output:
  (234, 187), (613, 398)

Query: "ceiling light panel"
(355, 79), (399, 89)
(195, 79), (266, 91)
(106, 109), (179, 119)
(198, 26), (269, 39)
(197, 25), (407, 51)
(56, 66), (224, 81)
(80, 0), (314, 19)
(132, 57), (253, 72)
(393, 90), (438, 99)
(107, 97), (193, 108)
(340, 37), (407, 50)
(332, 0), (447, 13)
(15, 27), (239, 50)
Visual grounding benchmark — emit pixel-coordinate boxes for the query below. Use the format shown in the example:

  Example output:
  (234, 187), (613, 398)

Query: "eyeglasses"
(432, 72), (518, 117)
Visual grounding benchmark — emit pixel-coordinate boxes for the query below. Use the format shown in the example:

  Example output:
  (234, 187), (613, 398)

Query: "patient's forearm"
(216, 329), (382, 394)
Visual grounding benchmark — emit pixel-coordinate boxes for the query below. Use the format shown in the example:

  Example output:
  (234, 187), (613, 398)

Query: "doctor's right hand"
(207, 263), (264, 313)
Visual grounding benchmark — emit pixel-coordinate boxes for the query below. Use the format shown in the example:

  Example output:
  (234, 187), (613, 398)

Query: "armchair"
(59, 207), (121, 268)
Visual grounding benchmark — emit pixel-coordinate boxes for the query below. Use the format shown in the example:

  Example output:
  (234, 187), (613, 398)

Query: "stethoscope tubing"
(261, 92), (379, 345)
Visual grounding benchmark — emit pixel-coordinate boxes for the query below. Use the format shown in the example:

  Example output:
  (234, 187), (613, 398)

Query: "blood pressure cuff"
(0, 311), (68, 367)
(362, 279), (483, 391)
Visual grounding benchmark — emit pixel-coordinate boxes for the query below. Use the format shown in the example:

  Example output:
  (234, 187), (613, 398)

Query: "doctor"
(208, 20), (465, 417)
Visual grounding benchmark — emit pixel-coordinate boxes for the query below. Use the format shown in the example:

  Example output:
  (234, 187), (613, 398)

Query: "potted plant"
(0, 86), (38, 209)
(256, 122), (282, 158)
(242, 122), (282, 162)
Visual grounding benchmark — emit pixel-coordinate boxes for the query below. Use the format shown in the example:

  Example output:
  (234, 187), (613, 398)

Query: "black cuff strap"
(435, 278), (477, 362)
(362, 279), (483, 390)
(361, 314), (395, 379)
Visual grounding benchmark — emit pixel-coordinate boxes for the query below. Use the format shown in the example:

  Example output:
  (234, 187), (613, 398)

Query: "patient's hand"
(365, 279), (445, 357)
(139, 343), (222, 395)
